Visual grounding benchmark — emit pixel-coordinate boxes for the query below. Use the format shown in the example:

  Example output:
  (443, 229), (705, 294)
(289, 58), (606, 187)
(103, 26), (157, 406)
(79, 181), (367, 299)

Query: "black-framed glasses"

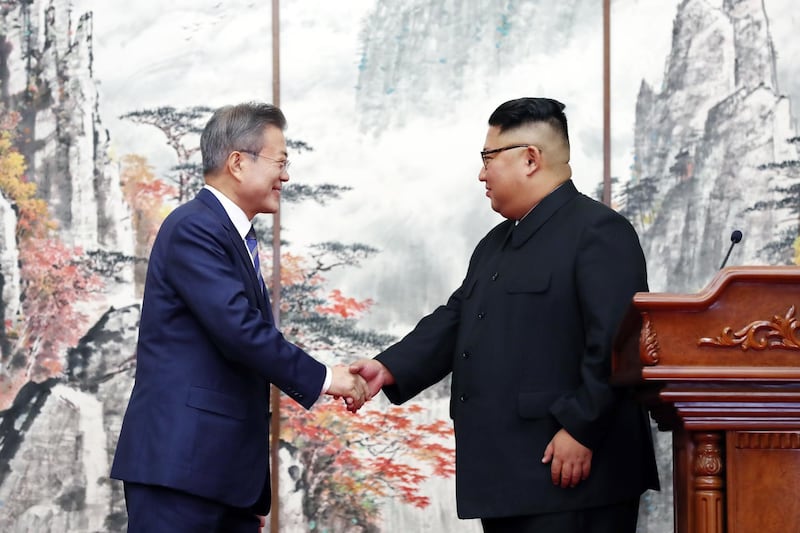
(480, 144), (534, 169)
(240, 150), (290, 173)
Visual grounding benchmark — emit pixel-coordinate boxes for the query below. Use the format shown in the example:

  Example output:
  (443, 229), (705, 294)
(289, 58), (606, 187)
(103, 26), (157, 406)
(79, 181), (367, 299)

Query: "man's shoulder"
(572, 192), (635, 226)
(165, 194), (220, 223)
(155, 196), (227, 246)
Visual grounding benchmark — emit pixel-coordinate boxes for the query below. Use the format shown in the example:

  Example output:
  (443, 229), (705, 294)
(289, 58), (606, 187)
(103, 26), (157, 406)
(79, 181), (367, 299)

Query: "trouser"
(481, 498), (640, 533)
(123, 481), (262, 533)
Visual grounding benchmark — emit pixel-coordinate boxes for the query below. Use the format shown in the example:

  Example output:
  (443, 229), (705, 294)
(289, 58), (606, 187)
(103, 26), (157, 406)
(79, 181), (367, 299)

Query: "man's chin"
(260, 202), (280, 215)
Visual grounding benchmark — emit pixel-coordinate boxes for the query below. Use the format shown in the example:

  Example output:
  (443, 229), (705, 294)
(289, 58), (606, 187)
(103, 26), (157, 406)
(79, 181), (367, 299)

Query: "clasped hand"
(326, 364), (371, 412)
(326, 359), (395, 413)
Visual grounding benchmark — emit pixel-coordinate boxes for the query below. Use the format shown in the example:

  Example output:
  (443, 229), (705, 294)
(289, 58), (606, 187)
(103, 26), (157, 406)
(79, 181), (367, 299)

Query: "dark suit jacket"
(111, 188), (326, 514)
(377, 180), (659, 519)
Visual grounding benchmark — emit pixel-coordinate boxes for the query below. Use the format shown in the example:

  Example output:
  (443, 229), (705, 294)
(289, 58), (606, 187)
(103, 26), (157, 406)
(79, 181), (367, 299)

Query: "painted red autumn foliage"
(275, 251), (456, 530)
(0, 111), (104, 408)
(281, 399), (455, 528)
(278, 251), (317, 287)
(17, 239), (103, 382)
(120, 154), (178, 293)
(316, 289), (374, 318)
(120, 154), (177, 246)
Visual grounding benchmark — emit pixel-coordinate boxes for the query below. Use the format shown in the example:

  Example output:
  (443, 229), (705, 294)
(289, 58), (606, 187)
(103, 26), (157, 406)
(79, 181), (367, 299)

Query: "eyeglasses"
(480, 144), (535, 169)
(240, 150), (291, 173)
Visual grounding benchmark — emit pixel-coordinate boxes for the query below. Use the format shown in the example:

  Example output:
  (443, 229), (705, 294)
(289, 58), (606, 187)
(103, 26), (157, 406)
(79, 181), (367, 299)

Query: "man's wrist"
(321, 365), (332, 394)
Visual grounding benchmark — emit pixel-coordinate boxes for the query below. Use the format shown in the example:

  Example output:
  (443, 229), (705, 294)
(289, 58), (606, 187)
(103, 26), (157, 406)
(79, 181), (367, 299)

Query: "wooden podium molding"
(613, 266), (800, 533)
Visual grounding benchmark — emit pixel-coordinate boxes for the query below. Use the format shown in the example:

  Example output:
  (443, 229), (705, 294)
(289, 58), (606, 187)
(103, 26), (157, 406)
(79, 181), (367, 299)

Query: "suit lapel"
(196, 189), (274, 320)
(510, 179), (579, 249)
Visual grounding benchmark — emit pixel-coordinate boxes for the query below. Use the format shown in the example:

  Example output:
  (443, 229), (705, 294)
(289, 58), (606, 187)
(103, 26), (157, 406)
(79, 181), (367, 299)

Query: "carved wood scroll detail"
(640, 312), (660, 365)
(694, 435), (724, 477)
(698, 305), (800, 351)
(693, 432), (725, 533)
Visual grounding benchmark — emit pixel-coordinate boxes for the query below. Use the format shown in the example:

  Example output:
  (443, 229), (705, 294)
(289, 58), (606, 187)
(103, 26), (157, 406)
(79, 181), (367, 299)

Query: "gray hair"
(200, 102), (287, 175)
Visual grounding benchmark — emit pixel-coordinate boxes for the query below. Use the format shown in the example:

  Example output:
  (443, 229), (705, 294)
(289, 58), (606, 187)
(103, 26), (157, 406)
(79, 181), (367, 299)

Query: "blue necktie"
(245, 226), (266, 293)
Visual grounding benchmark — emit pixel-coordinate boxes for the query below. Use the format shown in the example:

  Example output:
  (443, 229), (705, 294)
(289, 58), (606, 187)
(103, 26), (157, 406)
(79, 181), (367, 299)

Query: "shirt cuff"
(321, 364), (332, 395)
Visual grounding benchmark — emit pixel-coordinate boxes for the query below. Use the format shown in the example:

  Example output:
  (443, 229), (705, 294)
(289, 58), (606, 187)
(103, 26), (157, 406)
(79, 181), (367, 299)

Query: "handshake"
(325, 359), (395, 412)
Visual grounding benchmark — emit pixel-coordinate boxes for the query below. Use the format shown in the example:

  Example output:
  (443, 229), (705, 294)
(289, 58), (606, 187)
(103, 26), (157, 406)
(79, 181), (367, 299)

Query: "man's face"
(239, 125), (289, 217)
(479, 126), (531, 219)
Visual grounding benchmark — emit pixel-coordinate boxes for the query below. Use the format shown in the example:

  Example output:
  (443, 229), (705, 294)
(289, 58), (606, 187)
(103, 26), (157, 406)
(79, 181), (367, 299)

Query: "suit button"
(459, 393), (468, 402)
(462, 351), (470, 359)
(477, 312), (485, 319)
(491, 272), (499, 281)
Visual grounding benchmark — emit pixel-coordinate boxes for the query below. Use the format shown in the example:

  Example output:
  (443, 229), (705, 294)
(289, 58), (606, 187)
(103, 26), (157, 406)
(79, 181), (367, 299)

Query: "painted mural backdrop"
(0, 1), (797, 532)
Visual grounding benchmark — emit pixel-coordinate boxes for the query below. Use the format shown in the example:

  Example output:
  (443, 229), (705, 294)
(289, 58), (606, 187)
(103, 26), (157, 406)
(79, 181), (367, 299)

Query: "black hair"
(488, 97), (569, 145)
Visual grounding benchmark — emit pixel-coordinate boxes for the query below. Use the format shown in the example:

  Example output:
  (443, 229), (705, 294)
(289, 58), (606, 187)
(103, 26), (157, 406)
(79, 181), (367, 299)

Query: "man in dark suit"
(111, 102), (369, 532)
(351, 97), (659, 533)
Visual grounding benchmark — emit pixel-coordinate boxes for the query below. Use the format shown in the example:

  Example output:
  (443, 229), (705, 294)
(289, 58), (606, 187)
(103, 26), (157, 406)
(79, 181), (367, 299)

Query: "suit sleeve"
(376, 286), (462, 404)
(165, 215), (326, 409)
(549, 212), (648, 448)
(375, 236), (493, 404)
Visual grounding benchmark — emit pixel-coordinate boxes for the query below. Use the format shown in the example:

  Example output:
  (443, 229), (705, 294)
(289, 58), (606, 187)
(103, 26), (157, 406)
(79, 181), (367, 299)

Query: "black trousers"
(481, 498), (640, 533)
(124, 482), (262, 533)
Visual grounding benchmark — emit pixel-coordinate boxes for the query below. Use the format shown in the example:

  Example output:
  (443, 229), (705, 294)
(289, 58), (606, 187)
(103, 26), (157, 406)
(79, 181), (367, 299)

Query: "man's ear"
(528, 145), (544, 164)
(227, 151), (246, 180)
(525, 145), (543, 175)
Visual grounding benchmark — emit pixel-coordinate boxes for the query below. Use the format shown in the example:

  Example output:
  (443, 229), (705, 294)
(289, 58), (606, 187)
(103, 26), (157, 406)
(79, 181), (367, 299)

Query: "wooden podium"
(613, 266), (800, 533)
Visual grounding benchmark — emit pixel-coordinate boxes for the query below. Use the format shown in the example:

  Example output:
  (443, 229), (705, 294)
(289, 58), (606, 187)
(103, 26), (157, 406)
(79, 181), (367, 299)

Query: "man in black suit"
(351, 97), (659, 533)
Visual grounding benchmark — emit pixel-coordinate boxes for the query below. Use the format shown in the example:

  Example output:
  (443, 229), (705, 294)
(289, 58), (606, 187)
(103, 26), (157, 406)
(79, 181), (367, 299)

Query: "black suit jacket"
(377, 180), (659, 519)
